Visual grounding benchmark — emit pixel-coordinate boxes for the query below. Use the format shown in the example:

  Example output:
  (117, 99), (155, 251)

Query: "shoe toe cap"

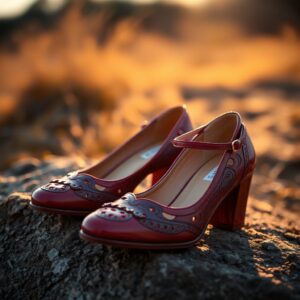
(31, 187), (57, 208)
(31, 186), (98, 211)
(81, 207), (142, 241)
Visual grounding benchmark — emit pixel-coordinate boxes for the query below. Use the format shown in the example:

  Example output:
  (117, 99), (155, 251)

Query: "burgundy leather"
(31, 106), (193, 215)
(80, 112), (256, 249)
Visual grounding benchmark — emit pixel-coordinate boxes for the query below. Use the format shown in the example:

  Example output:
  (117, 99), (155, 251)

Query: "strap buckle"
(232, 139), (241, 152)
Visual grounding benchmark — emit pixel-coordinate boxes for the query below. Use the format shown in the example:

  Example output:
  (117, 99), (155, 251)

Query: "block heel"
(210, 174), (253, 230)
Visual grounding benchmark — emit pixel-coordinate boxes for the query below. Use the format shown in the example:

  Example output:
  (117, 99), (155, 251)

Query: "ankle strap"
(172, 125), (245, 152)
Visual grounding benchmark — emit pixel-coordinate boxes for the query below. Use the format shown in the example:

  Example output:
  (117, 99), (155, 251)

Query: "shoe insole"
(170, 155), (221, 208)
(143, 151), (222, 208)
(103, 143), (162, 180)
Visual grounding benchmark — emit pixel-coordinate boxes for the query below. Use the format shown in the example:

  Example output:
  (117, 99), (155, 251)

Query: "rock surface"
(0, 157), (299, 300)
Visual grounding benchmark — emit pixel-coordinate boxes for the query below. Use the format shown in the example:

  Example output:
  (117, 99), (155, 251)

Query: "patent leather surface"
(80, 112), (256, 249)
(31, 106), (193, 215)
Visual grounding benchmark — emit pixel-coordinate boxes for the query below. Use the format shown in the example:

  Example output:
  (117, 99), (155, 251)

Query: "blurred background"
(0, 0), (299, 220)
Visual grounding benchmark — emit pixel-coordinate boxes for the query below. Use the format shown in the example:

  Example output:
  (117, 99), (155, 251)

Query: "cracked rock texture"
(0, 157), (299, 300)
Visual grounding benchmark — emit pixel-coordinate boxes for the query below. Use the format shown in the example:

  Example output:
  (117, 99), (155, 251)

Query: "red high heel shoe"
(80, 112), (256, 249)
(30, 106), (192, 216)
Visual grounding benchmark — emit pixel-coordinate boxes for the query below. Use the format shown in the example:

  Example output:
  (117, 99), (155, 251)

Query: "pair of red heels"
(31, 106), (255, 249)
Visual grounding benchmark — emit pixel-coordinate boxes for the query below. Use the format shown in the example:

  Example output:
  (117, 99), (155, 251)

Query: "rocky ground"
(0, 156), (299, 300)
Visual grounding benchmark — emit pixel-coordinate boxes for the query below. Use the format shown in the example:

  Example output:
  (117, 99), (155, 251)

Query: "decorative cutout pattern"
(41, 172), (116, 202)
(220, 167), (236, 190)
(97, 207), (132, 222)
(103, 193), (147, 218)
(101, 193), (198, 234)
(207, 155), (239, 206)
(138, 218), (194, 234)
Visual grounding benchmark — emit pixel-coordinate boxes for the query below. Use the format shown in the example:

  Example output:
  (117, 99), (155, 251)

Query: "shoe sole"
(79, 229), (206, 250)
(29, 201), (92, 216)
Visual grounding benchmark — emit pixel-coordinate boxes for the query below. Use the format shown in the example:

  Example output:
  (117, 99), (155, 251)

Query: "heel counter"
(154, 108), (193, 170)
(243, 127), (256, 177)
